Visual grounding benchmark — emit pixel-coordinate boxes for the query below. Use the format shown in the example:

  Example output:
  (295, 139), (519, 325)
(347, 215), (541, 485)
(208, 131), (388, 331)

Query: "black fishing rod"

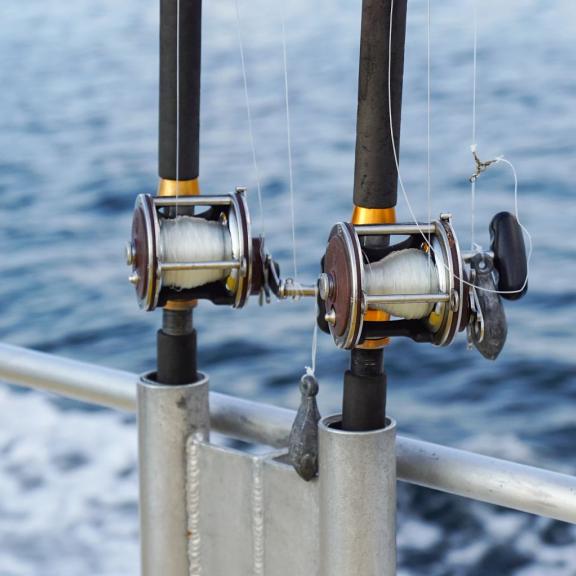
(159, 0), (201, 183)
(156, 0), (202, 385)
(126, 0), (280, 384)
(317, 0), (527, 432)
(343, 0), (408, 431)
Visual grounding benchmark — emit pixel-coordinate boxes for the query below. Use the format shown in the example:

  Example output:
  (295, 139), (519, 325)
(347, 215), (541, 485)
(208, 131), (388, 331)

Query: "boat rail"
(1, 342), (575, 526)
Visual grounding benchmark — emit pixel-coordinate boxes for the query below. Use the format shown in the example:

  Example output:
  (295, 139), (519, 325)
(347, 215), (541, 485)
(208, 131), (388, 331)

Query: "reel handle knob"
(489, 211), (528, 301)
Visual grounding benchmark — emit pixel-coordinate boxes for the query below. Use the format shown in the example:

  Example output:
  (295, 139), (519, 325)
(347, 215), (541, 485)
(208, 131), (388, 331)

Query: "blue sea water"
(0, 0), (575, 574)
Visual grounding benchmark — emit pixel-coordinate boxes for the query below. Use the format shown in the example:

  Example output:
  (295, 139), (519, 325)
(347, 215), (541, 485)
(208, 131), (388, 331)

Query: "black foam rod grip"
(157, 328), (198, 385)
(342, 370), (387, 432)
(159, 0), (202, 181)
(353, 0), (408, 209)
(342, 348), (387, 431)
(490, 212), (528, 301)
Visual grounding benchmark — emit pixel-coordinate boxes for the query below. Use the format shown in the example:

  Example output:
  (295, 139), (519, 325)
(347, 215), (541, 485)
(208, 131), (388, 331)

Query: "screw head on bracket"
(324, 308), (337, 325)
(125, 242), (135, 266)
(450, 289), (460, 312)
(318, 273), (334, 301)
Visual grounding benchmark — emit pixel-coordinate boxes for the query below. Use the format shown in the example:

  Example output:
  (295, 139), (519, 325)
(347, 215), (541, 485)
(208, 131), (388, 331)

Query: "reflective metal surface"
(138, 372), (209, 576)
(319, 415), (397, 576)
(2, 344), (576, 524)
(355, 223), (436, 236)
(185, 441), (319, 575)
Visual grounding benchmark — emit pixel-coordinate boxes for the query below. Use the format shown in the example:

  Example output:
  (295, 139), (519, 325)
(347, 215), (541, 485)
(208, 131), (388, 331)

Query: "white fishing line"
(365, 249), (440, 319)
(305, 302), (319, 377)
(278, 9), (319, 378)
(234, 0), (266, 239)
(175, 0), (181, 208)
(281, 6), (298, 281)
(426, 0), (432, 275)
(160, 216), (233, 289)
(470, 0), (478, 249)
(387, 0), (532, 297)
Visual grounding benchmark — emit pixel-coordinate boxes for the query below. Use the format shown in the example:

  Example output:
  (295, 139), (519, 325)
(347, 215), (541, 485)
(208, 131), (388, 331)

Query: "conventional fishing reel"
(317, 211), (527, 359)
(126, 187), (272, 311)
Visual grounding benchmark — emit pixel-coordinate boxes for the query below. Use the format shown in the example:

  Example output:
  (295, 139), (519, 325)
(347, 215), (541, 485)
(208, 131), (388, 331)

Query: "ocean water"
(0, 0), (575, 574)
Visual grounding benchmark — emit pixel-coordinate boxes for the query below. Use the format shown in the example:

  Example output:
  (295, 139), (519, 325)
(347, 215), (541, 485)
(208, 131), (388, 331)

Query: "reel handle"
(489, 212), (528, 301)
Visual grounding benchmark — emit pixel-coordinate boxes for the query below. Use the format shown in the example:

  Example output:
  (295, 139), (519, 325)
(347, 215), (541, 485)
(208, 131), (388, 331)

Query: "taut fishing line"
(426, 0), (432, 278)
(234, 0), (266, 239)
(470, 0), (478, 249)
(385, 0), (533, 297)
(279, 5), (319, 377)
(175, 0), (181, 212)
(234, 0), (318, 375)
(281, 5), (299, 283)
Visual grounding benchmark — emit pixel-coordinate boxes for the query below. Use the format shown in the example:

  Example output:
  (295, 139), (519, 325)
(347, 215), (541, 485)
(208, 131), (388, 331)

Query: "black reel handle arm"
(489, 211), (528, 301)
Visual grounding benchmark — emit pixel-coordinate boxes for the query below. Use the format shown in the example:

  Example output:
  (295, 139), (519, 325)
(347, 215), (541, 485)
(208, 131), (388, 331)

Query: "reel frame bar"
(154, 195), (233, 207)
(365, 293), (450, 306)
(355, 223), (436, 236)
(159, 261), (241, 272)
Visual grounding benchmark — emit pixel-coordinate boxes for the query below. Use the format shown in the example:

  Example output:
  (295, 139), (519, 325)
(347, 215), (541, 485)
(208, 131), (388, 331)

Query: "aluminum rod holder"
(4, 345), (576, 525)
(319, 415), (397, 576)
(138, 371), (210, 576)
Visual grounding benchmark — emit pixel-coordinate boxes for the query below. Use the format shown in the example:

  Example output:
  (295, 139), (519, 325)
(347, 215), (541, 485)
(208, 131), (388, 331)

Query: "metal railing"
(0, 342), (575, 525)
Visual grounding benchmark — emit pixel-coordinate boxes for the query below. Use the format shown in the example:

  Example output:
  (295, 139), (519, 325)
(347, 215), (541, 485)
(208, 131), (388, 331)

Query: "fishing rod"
(124, 0), (307, 387)
(316, 0), (528, 436)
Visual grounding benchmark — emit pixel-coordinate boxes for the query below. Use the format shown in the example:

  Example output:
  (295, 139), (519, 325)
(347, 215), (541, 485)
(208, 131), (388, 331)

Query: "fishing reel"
(126, 187), (270, 311)
(317, 212), (527, 359)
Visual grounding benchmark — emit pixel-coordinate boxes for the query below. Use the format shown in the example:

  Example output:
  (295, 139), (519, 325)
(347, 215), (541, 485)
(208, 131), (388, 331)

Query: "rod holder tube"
(319, 415), (397, 576)
(353, 0), (408, 209)
(138, 371), (210, 576)
(159, 0), (202, 180)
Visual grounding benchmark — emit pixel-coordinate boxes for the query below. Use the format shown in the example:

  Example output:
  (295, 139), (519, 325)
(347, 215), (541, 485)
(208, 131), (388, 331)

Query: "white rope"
(234, 0), (266, 239)
(387, 0), (531, 296)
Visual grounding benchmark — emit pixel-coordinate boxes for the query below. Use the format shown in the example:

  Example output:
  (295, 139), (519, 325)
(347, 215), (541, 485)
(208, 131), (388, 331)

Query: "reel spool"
(126, 188), (266, 311)
(318, 214), (465, 350)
